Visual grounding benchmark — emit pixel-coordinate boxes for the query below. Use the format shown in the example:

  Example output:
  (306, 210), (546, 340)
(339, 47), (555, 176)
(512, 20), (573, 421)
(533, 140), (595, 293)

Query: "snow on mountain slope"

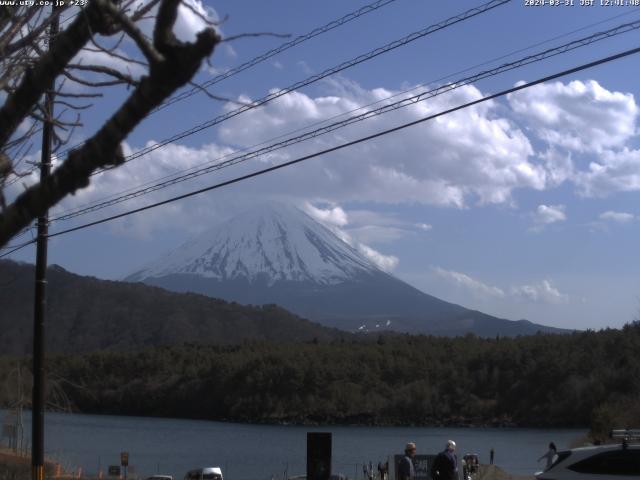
(125, 203), (568, 337)
(127, 203), (378, 285)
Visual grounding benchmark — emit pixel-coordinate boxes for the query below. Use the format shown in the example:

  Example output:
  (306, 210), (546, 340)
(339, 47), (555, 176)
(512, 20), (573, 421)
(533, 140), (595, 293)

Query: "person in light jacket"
(397, 442), (416, 480)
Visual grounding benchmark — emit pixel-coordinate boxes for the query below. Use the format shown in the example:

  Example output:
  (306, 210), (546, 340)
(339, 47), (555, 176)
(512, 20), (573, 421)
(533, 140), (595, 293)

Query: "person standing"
(377, 461), (389, 480)
(537, 442), (557, 470)
(431, 440), (458, 480)
(490, 448), (494, 465)
(398, 442), (417, 480)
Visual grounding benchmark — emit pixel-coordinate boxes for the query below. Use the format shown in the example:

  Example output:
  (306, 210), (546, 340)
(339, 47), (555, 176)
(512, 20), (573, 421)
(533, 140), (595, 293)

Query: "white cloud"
(217, 79), (541, 207)
(127, 0), (218, 43)
(433, 267), (506, 298)
(575, 148), (640, 197)
(38, 76), (640, 245)
(328, 208), (418, 244)
(304, 202), (348, 226)
(538, 149), (574, 187)
(46, 141), (236, 238)
(223, 44), (238, 59)
(508, 80), (638, 153)
(599, 211), (635, 223)
(510, 280), (569, 304)
(434, 268), (569, 306)
(347, 225), (408, 244)
(303, 202), (398, 271)
(533, 204), (566, 226)
(507, 80), (640, 198)
(174, 0), (218, 42)
(71, 48), (146, 83)
(356, 243), (399, 272)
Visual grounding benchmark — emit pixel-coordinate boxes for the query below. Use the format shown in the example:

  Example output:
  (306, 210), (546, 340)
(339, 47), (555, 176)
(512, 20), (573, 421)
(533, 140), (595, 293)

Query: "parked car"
(146, 476), (173, 480)
(184, 467), (223, 480)
(535, 430), (640, 480)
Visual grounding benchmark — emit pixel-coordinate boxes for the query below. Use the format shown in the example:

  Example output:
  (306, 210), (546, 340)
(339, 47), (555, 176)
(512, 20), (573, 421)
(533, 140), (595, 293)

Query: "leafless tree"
(0, 0), (220, 248)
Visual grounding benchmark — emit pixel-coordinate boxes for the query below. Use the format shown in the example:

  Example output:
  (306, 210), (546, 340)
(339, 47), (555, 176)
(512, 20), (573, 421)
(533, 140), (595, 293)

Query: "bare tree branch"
(0, 0), (117, 149)
(179, 0), (216, 27)
(0, 7), (38, 55)
(101, 0), (163, 64)
(54, 99), (92, 111)
(129, 0), (162, 22)
(61, 68), (132, 88)
(81, 44), (148, 67)
(0, 0), (220, 247)
(187, 80), (251, 106)
(0, 7), (68, 57)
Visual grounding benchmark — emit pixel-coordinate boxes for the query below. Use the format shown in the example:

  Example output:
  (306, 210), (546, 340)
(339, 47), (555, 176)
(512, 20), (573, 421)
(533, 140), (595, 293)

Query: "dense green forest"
(1, 324), (639, 436)
(0, 260), (346, 355)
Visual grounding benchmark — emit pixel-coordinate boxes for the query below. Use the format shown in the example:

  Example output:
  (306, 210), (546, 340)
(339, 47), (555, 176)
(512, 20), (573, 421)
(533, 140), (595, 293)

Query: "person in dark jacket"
(431, 440), (458, 480)
(538, 442), (557, 470)
(398, 442), (416, 480)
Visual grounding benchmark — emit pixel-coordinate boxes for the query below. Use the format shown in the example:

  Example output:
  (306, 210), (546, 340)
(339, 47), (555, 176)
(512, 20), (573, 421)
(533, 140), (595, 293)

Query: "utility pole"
(32, 8), (59, 480)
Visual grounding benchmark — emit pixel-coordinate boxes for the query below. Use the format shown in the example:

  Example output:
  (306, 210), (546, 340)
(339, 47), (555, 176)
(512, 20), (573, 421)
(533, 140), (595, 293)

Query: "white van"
(184, 468), (223, 480)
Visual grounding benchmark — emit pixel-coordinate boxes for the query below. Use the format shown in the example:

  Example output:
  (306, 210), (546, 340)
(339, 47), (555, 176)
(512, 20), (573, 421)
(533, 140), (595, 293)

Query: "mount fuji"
(126, 204), (564, 336)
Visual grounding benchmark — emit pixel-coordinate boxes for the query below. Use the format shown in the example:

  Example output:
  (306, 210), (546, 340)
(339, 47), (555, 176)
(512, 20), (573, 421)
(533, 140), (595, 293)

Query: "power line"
(0, 226), (36, 250)
(156, 0), (400, 111)
(43, 45), (640, 241)
(50, 0), (401, 162)
(85, 0), (511, 175)
(51, 10), (640, 219)
(49, 18), (640, 223)
(0, 238), (37, 259)
(11, 4), (637, 191)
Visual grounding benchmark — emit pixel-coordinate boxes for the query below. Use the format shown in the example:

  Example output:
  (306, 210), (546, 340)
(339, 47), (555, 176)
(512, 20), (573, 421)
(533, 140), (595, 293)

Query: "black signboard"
(108, 466), (121, 476)
(307, 432), (332, 480)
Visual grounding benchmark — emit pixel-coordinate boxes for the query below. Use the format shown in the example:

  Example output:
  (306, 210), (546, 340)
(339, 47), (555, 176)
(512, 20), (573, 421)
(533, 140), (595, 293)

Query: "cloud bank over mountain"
(23, 76), (635, 241)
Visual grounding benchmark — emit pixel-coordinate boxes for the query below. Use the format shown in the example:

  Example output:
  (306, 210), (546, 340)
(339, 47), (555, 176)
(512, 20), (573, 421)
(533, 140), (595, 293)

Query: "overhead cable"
(156, 0), (401, 111)
(88, 0), (511, 174)
(50, 19), (640, 223)
(50, 0), (401, 162)
(51, 10), (640, 219)
(41, 44), (640, 241)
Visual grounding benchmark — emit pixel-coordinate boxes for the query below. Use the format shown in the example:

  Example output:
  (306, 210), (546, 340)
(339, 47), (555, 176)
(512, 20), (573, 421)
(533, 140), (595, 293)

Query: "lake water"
(0, 410), (584, 480)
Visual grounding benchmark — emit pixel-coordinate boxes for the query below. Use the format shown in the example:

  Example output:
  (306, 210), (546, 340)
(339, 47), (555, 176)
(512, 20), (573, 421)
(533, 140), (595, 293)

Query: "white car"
(535, 444), (640, 480)
(184, 467), (223, 480)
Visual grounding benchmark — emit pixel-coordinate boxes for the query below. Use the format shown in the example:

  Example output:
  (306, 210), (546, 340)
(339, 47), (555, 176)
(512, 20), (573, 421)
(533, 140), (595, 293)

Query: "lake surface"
(0, 410), (584, 480)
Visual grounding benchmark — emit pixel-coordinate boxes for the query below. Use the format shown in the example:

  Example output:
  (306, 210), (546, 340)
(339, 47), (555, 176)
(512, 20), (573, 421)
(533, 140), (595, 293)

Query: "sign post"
(121, 452), (129, 480)
(307, 432), (331, 480)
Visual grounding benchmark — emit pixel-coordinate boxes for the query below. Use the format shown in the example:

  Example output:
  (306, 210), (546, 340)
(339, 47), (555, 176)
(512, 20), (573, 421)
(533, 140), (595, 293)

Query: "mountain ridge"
(127, 203), (377, 285)
(0, 259), (348, 355)
(128, 203), (568, 336)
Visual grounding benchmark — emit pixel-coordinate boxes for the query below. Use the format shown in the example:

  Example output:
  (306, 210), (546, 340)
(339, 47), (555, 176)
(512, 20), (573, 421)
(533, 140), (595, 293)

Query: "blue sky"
(7, 0), (640, 330)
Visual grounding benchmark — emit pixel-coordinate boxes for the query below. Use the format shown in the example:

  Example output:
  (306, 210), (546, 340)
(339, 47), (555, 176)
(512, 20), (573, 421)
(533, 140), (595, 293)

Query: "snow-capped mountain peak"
(127, 203), (380, 285)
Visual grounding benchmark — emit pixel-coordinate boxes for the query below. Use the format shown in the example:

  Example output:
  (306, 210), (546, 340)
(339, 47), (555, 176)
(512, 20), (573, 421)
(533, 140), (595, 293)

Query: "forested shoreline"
(1, 324), (639, 436)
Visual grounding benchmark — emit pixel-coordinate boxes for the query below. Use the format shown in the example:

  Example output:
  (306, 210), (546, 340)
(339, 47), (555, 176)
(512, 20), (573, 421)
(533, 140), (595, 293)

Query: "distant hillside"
(0, 260), (347, 355)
